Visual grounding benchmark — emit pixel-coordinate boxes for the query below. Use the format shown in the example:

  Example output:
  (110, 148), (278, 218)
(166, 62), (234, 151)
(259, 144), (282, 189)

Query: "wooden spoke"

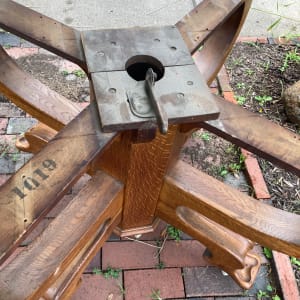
(0, 0), (86, 70)
(0, 171), (123, 299)
(157, 204), (260, 289)
(177, 0), (252, 84)
(0, 102), (116, 263)
(0, 46), (81, 131)
(159, 160), (300, 258)
(182, 95), (300, 176)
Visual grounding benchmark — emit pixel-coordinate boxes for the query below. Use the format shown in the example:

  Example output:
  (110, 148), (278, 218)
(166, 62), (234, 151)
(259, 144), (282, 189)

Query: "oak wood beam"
(159, 160), (300, 258)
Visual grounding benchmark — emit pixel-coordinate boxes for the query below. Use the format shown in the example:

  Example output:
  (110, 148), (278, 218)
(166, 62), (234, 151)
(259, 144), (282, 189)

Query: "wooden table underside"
(0, 1), (299, 299)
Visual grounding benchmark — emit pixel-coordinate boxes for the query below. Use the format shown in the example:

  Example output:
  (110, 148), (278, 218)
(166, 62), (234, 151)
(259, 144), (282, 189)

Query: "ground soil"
(2, 43), (299, 290)
(226, 42), (300, 288)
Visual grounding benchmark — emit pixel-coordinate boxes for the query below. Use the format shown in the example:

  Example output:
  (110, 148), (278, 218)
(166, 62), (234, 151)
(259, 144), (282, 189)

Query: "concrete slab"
(14, 0), (194, 29)
(14, 0), (300, 37)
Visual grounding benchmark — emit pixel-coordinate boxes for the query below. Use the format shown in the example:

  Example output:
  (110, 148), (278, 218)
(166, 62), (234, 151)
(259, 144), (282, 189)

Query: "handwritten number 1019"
(12, 159), (57, 200)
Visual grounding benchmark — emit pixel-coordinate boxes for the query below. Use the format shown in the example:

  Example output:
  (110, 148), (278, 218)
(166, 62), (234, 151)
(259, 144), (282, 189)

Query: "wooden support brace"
(0, 102), (116, 264)
(0, 171), (123, 299)
(159, 160), (300, 258)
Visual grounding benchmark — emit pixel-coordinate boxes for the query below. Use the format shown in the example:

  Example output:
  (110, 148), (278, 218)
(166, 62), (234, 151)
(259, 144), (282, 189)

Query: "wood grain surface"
(157, 203), (260, 289)
(196, 95), (300, 176)
(0, 102), (115, 264)
(0, 171), (123, 300)
(0, 0), (86, 69)
(0, 46), (81, 131)
(121, 126), (178, 229)
(177, 0), (252, 84)
(160, 160), (300, 258)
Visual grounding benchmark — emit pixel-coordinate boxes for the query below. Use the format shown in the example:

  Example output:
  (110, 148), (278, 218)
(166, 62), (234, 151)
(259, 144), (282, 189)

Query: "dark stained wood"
(159, 160), (300, 258)
(185, 95), (300, 176)
(176, 0), (244, 54)
(0, 171), (123, 299)
(0, 102), (115, 264)
(177, 0), (252, 84)
(0, 0), (86, 70)
(0, 46), (80, 131)
(157, 204), (260, 289)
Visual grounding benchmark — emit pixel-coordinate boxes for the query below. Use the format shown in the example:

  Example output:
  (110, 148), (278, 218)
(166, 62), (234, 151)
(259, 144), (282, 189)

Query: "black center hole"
(125, 55), (164, 81)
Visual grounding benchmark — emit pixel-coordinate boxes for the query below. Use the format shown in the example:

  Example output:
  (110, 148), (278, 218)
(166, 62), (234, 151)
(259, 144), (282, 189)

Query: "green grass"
(93, 266), (121, 279)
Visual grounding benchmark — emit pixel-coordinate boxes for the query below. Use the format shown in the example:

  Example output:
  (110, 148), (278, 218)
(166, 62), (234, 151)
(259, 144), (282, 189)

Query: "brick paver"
(160, 240), (208, 268)
(71, 274), (123, 300)
(102, 241), (158, 270)
(0, 118), (8, 134)
(124, 268), (184, 300)
(0, 103), (24, 117)
(7, 117), (38, 134)
(183, 267), (243, 297)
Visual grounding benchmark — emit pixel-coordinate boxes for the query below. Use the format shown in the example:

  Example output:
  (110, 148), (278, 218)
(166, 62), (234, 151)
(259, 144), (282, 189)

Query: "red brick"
(257, 37), (268, 44)
(160, 240), (209, 267)
(273, 251), (300, 300)
(6, 47), (38, 59)
(241, 149), (270, 199)
(223, 91), (237, 104)
(85, 251), (101, 273)
(236, 37), (258, 43)
(183, 267), (243, 297)
(71, 274), (123, 300)
(102, 241), (158, 269)
(0, 118), (8, 134)
(0, 174), (10, 186)
(210, 87), (219, 95)
(124, 268), (184, 300)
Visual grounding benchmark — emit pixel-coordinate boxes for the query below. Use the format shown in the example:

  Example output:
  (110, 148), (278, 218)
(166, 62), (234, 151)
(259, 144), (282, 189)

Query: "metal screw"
(108, 88), (116, 94)
(187, 81), (194, 86)
(177, 93), (184, 99)
(170, 46), (177, 51)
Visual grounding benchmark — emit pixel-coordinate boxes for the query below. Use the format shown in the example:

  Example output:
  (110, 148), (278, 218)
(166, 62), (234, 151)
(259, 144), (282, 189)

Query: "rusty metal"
(145, 68), (168, 134)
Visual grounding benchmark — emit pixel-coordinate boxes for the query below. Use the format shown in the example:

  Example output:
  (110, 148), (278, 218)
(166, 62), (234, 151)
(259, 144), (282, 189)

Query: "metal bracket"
(81, 26), (220, 133)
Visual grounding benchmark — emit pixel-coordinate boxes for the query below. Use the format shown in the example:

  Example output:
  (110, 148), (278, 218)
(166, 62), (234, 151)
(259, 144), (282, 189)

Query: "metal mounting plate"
(91, 65), (219, 132)
(81, 26), (220, 132)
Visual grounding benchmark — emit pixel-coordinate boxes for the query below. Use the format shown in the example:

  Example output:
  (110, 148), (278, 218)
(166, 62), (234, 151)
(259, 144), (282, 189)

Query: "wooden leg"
(0, 171), (123, 299)
(157, 203), (260, 289)
(159, 160), (300, 258)
(176, 0), (252, 84)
